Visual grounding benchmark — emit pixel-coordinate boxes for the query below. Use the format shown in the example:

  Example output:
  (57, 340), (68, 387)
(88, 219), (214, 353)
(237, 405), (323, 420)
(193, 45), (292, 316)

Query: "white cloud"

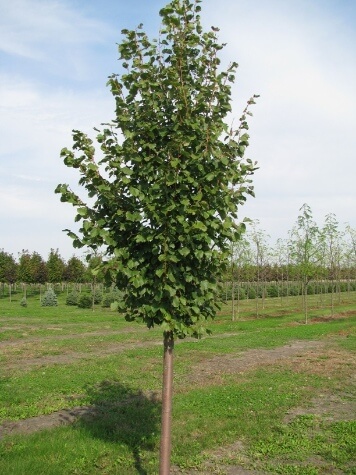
(0, 0), (355, 258)
(201, 0), (356, 241)
(0, 0), (117, 82)
(0, 0), (114, 57)
(0, 74), (113, 172)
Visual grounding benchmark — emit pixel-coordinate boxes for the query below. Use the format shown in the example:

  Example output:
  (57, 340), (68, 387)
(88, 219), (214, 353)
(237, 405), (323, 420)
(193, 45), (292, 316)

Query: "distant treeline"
(1, 207), (355, 288)
(0, 249), (96, 285)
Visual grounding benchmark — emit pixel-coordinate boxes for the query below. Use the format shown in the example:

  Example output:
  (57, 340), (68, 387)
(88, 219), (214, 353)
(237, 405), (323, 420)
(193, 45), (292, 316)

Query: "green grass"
(0, 293), (355, 474)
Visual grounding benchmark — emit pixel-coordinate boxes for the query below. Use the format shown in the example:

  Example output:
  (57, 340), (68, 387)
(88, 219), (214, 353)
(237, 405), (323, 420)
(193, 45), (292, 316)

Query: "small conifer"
(41, 288), (58, 307)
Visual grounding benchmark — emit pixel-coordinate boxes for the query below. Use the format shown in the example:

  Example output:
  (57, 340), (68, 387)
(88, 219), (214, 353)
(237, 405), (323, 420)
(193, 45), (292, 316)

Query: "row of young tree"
(227, 204), (356, 322)
(1, 205), (355, 293)
(0, 249), (101, 286)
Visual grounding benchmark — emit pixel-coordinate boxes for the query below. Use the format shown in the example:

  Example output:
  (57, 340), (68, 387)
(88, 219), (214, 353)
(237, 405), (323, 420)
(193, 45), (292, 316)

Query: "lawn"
(0, 291), (355, 474)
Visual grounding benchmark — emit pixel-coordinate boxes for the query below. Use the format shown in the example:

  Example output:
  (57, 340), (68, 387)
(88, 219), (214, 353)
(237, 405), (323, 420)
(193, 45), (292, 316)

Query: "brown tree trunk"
(159, 331), (174, 475)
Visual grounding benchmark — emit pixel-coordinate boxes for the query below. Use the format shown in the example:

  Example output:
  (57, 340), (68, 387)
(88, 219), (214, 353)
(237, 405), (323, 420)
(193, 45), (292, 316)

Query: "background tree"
(229, 234), (251, 320)
(47, 249), (66, 284)
(321, 213), (343, 313)
(0, 250), (18, 300)
(288, 204), (322, 323)
(272, 238), (290, 303)
(84, 252), (105, 310)
(344, 224), (356, 293)
(84, 253), (105, 284)
(248, 221), (270, 315)
(30, 252), (48, 285)
(18, 250), (33, 296)
(55, 0), (257, 472)
(64, 256), (87, 284)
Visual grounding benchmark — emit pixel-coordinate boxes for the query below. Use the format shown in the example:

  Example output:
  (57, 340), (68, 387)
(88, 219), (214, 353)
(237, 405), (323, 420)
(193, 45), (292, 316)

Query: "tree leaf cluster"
(55, 0), (258, 338)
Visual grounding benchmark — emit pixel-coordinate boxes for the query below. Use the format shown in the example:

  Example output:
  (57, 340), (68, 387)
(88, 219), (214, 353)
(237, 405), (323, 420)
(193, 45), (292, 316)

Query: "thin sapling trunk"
(159, 331), (174, 475)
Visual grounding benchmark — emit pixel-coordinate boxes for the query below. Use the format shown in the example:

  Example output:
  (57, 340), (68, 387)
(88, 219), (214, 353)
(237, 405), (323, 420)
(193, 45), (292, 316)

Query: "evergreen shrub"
(66, 292), (78, 306)
(78, 294), (92, 309)
(288, 285), (300, 296)
(237, 287), (246, 300)
(307, 285), (315, 295)
(102, 288), (123, 308)
(41, 288), (58, 307)
(339, 282), (347, 292)
(247, 287), (256, 299)
(92, 289), (103, 304)
(267, 285), (279, 298)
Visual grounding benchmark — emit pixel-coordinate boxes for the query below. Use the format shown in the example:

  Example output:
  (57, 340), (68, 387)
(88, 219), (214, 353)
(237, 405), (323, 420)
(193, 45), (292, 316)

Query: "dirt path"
(2, 338), (163, 370)
(0, 327), (147, 348)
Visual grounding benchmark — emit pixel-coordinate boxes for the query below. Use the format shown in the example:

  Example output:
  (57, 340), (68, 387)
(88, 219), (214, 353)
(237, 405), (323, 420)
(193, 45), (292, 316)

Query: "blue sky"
(1, 0), (355, 259)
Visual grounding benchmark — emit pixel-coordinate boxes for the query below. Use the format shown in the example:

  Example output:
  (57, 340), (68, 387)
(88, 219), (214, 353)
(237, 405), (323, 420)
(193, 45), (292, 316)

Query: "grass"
(0, 292), (355, 474)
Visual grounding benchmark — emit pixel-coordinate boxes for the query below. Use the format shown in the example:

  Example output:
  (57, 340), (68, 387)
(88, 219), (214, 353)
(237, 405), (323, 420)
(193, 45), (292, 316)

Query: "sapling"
(41, 287), (58, 307)
(55, 1), (257, 471)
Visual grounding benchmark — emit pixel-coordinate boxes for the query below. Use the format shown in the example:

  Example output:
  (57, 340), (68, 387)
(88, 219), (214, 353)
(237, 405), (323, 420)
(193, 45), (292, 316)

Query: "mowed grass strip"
(1, 312), (354, 421)
(0, 294), (355, 474)
(0, 365), (353, 474)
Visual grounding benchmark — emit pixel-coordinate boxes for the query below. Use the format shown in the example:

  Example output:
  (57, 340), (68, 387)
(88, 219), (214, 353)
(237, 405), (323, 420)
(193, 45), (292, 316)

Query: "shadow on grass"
(77, 380), (160, 475)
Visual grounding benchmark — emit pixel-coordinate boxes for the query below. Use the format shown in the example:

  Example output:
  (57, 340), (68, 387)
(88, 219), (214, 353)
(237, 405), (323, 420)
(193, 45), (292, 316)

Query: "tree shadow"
(76, 380), (161, 475)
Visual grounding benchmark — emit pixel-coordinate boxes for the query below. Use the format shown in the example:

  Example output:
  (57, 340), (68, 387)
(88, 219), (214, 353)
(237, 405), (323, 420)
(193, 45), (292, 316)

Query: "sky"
(0, 0), (355, 260)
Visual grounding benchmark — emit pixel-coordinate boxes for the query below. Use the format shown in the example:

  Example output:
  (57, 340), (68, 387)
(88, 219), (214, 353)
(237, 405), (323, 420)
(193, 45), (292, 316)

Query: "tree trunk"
(232, 278), (235, 321)
(330, 280), (334, 316)
(159, 331), (174, 475)
(303, 282), (308, 324)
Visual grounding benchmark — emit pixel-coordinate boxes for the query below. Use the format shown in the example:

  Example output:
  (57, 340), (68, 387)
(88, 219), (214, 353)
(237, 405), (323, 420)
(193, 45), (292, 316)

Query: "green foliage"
(288, 285), (301, 296)
(41, 287), (58, 307)
(30, 252), (48, 284)
(66, 291), (79, 306)
(77, 294), (92, 309)
(47, 249), (66, 284)
(0, 250), (18, 284)
(55, 0), (257, 338)
(110, 301), (119, 311)
(20, 296), (27, 307)
(17, 251), (48, 285)
(102, 288), (123, 308)
(17, 251), (33, 284)
(238, 288), (246, 300)
(64, 256), (86, 283)
(288, 204), (322, 286)
(267, 284), (279, 298)
(85, 254), (105, 283)
(92, 288), (103, 304)
(247, 287), (256, 299)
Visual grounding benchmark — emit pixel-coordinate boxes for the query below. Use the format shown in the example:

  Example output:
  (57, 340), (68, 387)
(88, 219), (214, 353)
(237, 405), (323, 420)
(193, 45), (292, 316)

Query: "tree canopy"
(55, 0), (258, 338)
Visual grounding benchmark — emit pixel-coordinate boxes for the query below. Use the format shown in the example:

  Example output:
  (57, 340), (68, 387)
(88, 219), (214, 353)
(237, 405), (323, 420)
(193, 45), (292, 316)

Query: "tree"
(0, 250), (18, 300)
(84, 252), (105, 310)
(248, 221), (270, 315)
(0, 250), (17, 283)
(272, 238), (289, 303)
(18, 250), (33, 295)
(64, 256), (87, 283)
(229, 234), (251, 320)
(55, 1), (257, 472)
(47, 249), (66, 284)
(84, 252), (105, 284)
(288, 204), (322, 323)
(343, 224), (356, 294)
(321, 213), (343, 313)
(30, 252), (48, 284)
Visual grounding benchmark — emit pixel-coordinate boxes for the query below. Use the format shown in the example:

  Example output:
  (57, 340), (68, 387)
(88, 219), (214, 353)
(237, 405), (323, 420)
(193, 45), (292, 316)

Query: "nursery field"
(0, 293), (355, 474)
